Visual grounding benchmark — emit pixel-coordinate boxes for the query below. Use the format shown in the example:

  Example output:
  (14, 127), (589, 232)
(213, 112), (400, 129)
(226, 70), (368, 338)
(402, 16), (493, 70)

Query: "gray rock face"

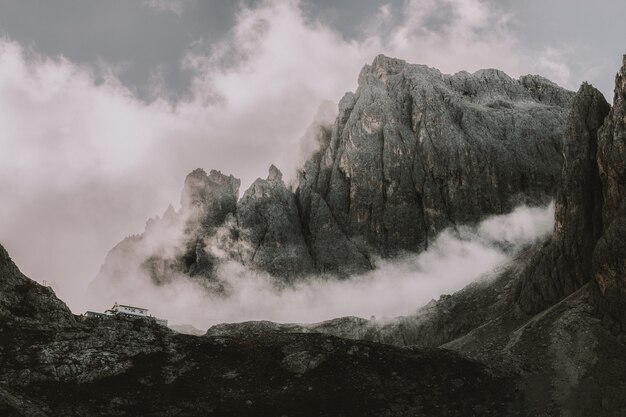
(295, 174), (373, 276)
(592, 56), (626, 332)
(0, 244), (75, 327)
(296, 55), (572, 273)
(236, 165), (315, 281)
(516, 83), (610, 313)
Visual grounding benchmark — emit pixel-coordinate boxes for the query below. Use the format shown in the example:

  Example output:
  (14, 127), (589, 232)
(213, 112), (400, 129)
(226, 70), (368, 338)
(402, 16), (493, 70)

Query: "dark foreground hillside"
(0, 243), (520, 417)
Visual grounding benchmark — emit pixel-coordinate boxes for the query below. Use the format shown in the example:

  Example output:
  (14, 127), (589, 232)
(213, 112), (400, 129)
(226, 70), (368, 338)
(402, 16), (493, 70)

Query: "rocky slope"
(0, 245), (75, 328)
(92, 55), (573, 292)
(515, 83), (610, 313)
(592, 57), (626, 333)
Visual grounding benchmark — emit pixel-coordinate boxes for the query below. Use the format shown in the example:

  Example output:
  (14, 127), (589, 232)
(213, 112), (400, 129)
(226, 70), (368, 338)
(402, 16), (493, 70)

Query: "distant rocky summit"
(91, 55), (574, 294)
(297, 56), (572, 267)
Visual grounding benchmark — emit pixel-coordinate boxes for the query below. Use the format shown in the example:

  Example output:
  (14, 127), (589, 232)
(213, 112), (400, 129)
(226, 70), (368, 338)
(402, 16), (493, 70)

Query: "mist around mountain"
(89, 201), (555, 328)
(1, 54), (625, 416)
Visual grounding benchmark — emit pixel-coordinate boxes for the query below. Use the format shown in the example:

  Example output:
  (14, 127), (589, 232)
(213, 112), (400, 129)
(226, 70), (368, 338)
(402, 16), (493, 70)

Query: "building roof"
(115, 304), (148, 311)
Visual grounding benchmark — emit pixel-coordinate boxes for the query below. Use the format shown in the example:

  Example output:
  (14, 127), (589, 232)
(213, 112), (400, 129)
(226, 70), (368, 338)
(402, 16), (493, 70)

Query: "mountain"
(3, 55), (625, 416)
(296, 56), (572, 268)
(91, 55), (574, 294)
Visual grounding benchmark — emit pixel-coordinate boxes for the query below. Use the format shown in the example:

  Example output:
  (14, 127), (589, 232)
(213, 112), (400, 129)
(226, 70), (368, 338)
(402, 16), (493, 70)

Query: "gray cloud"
(141, 0), (191, 16)
(0, 0), (236, 99)
(1, 0), (623, 101)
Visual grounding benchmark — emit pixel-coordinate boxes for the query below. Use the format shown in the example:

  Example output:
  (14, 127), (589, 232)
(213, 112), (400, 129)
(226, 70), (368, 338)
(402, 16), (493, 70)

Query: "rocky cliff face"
(592, 56), (626, 332)
(515, 83), (610, 313)
(512, 57), (626, 329)
(297, 56), (571, 268)
(93, 55), (573, 291)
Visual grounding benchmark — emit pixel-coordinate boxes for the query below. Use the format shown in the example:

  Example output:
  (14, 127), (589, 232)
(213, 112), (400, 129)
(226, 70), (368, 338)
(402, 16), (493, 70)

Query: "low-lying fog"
(80, 203), (554, 330)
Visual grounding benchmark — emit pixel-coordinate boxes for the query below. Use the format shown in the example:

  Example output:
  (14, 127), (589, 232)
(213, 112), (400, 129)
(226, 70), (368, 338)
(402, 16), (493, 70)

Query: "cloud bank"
(0, 0), (572, 314)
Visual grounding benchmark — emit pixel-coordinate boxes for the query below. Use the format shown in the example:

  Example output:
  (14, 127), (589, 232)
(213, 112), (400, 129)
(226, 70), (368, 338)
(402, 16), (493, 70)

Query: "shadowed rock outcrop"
(0, 245), (74, 327)
(177, 169), (240, 278)
(515, 83), (610, 313)
(592, 56), (626, 332)
(509, 56), (626, 328)
(236, 165), (315, 280)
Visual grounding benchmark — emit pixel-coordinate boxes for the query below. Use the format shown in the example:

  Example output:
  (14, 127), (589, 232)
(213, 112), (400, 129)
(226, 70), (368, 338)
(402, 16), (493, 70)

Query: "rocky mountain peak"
(162, 203), (176, 222)
(359, 54), (444, 88)
(297, 55), (573, 266)
(519, 74), (574, 107)
(267, 164), (283, 183)
(472, 68), (511, 80)
(237, 164), (315, 280)
(180, 168), (240, 229)
(181, 169), (240, 208)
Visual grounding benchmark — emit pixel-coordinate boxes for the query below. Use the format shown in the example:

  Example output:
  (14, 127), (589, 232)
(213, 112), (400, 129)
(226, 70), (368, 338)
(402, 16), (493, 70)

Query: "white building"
(105, 303), (149, 317)
(84, 302), (167, 326)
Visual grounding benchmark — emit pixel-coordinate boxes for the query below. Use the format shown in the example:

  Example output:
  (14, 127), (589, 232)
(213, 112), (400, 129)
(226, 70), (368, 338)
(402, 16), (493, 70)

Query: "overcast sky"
(0, 0), (624, 310)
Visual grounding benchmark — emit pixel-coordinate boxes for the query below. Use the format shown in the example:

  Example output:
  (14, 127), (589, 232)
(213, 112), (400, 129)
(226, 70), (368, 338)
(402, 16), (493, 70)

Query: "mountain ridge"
(91, 54), (574, 295)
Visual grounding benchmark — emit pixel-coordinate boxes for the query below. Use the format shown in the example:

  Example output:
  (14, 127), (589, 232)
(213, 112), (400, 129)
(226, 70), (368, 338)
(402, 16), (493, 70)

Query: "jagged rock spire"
(592, 55), (626, 332)
(516, 83), (610, 313)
